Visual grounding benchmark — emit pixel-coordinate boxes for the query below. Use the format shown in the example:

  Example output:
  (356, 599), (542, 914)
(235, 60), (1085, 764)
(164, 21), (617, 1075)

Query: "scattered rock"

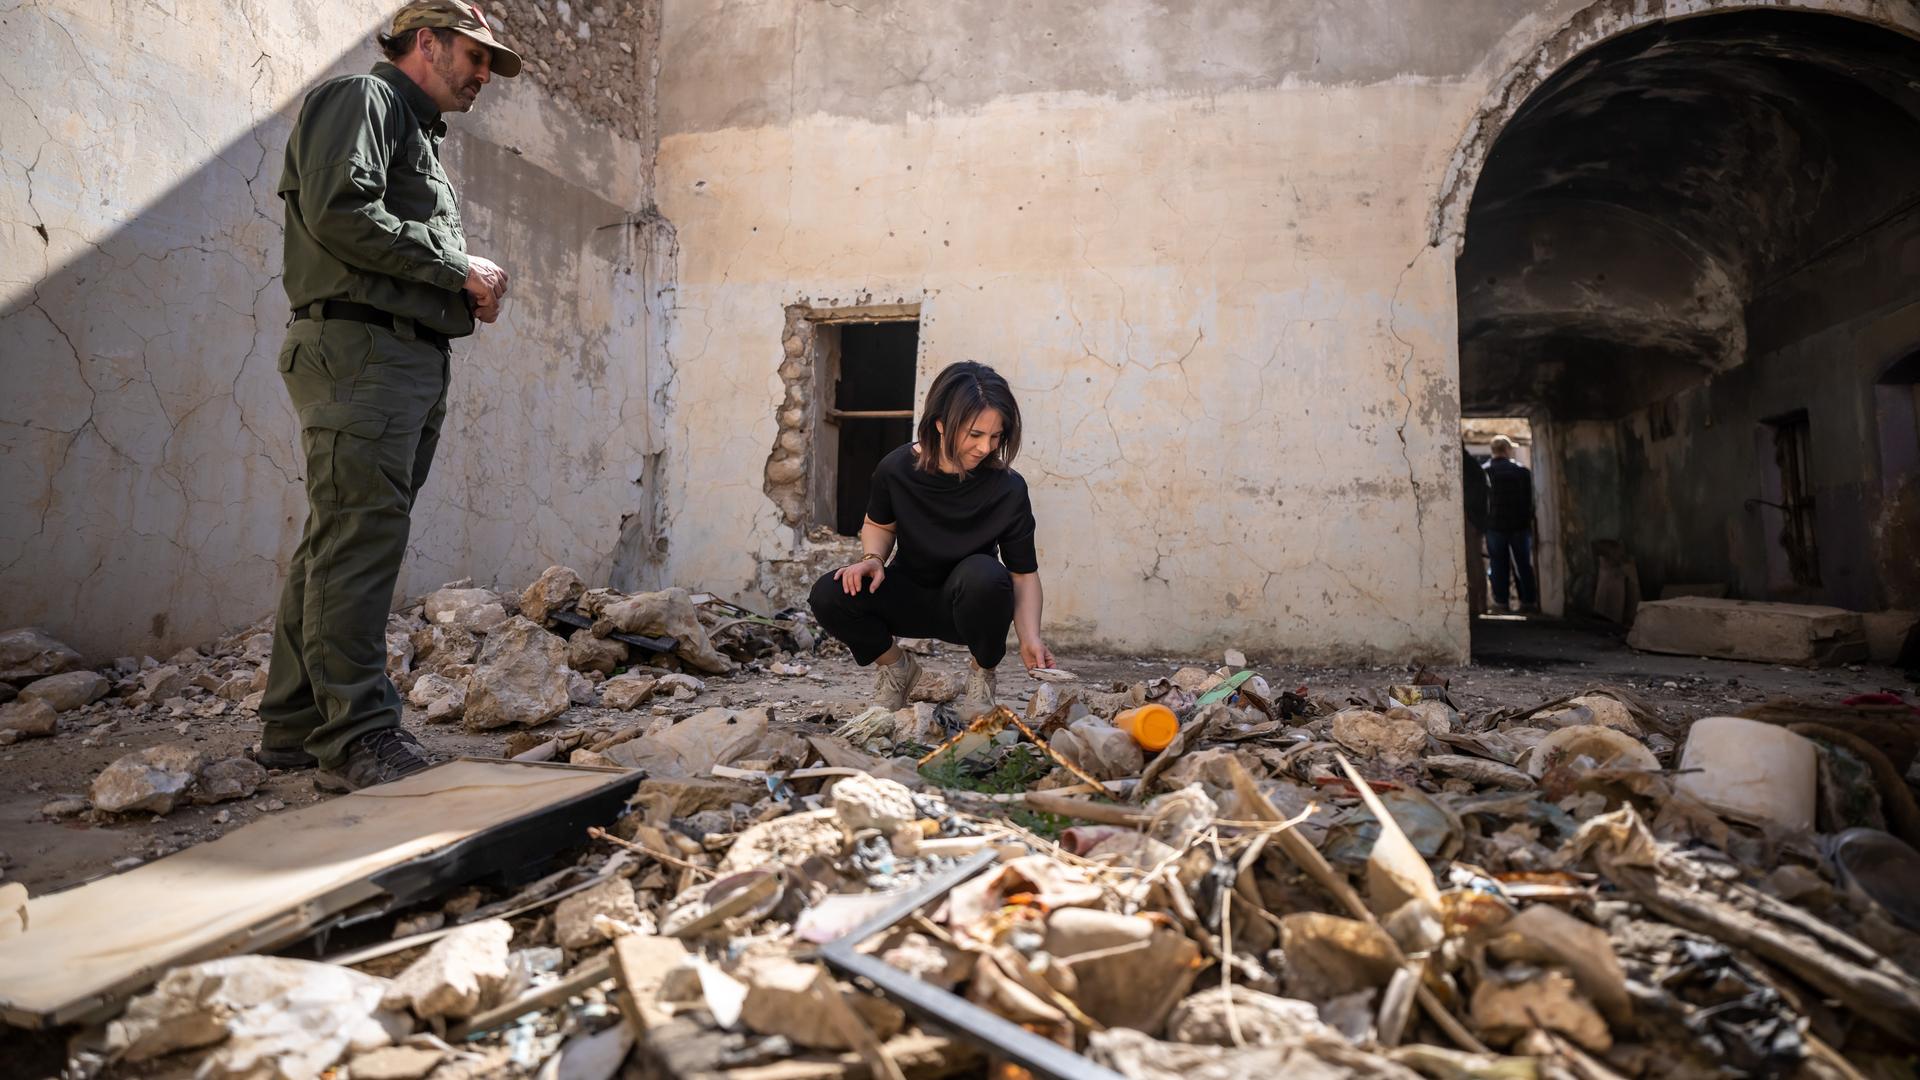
(830, 773), (919, 834)
(394, 912), (446, 938)
(193, 757), (268, 804)
(105, 956), (400, 1077)
(128, 665), (188, 708)
(592, 588), (734, 674)
(424, 587), (509, 633)
(0, 627), (83, 685)
(240, 633), (273, 664)
(634, 775), (760, 818)
(0, 699), (60, 742)
(566, 632), (628, 675)
(603, 707), (766, 777)
(346, 1045), (446, 1080)
(1330, 709), (1429, 765)
(658, 673), (705, 700)
(519, 565), (585, 625)
(554, 878), (643, 950)
(411, 625), (481, 676)
(18, 670), (109, 712)
(1166, 987), (1337, 1047)
(462, 617), (571, 731)
(568, 669), (597, 705)
(601, 674), (658, 711)
(407, 672), (468, 723)
(40, 796), (89, 819)
(738, 957), (904, 1050)
(1470, 968), (1612, 1053)
(92, 744), (206, 815)
(896, 702), (946, 743)
(1538, 694), (1640, 734)
(719, 809), (845, 874)
(910, 669), (962, 704)
(385, 615), (416, 684)
(384, 919), (514, 1020)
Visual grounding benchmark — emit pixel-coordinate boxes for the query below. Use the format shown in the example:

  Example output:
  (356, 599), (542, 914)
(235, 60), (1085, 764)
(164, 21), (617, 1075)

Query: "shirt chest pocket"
(394, 138), (462, 231)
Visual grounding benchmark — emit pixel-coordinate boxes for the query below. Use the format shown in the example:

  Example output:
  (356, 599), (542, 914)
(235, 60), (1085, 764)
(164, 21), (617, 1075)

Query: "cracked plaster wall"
(651, 0), (1917, 663)
(0, 0), (662, 660)
(649, 0), (1605, 663)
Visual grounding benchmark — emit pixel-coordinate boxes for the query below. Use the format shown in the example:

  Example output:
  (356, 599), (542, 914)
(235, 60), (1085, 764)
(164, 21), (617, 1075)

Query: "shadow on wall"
(0, 31), (380, 661)
(0, 15), (661, 661)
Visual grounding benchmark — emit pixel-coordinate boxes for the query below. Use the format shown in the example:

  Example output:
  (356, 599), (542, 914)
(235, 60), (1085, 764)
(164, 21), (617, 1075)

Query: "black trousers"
(809, 554), (1015, 667)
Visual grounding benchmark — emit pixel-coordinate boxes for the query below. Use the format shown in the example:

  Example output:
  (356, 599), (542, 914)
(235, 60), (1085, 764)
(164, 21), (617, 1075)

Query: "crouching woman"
(809, 361), (1055, 719)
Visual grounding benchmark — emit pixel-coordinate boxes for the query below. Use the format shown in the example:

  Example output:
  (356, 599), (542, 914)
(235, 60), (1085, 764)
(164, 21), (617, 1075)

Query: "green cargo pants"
(260, 314), (449, 770)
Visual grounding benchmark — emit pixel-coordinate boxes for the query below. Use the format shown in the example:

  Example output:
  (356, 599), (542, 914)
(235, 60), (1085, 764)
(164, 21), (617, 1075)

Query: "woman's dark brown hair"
(915, 361), (1022, 474)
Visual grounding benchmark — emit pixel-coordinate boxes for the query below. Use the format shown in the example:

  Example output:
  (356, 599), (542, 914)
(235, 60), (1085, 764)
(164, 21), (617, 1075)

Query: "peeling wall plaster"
(653, 82), (1475, 662)
(0, 0), (661, 659)
(651, 0), (1915, 663)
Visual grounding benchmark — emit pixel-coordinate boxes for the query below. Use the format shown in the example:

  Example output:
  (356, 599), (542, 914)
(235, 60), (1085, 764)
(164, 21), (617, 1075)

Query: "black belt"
(293, 300), (451, 349)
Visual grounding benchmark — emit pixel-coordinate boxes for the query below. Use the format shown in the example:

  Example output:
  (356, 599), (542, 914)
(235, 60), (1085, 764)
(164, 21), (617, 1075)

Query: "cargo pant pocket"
(297, 402), (410, 511)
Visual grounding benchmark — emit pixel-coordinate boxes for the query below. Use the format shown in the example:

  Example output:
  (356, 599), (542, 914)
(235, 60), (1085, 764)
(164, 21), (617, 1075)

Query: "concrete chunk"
(1627, 597), (1867, 667)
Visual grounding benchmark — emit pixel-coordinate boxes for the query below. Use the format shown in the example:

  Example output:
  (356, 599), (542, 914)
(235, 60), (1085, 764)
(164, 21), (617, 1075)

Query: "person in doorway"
(809, 361), (1055, 720)
(1461, 444), (1489, 617)
(255, 0), (520, 791)
(1483, 435), (1540, 612)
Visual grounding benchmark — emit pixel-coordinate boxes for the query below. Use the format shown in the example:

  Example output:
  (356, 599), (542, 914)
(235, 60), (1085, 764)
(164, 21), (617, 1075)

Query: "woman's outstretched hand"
(834, 558), (886, 595)
(1020, 638), (1056, 671)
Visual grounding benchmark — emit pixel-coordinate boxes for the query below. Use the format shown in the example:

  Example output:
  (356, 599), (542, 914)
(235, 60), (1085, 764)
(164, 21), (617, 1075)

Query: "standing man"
(255, 2), (520, 791)
(1483, 435), (1539, 613)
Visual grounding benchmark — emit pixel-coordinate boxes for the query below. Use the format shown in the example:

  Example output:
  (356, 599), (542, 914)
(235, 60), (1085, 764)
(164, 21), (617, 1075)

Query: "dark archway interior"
(1458, 11), (1920, 614)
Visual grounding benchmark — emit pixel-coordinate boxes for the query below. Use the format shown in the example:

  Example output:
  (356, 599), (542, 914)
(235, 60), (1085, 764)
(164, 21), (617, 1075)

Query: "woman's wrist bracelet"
(860, 552), (884, 564)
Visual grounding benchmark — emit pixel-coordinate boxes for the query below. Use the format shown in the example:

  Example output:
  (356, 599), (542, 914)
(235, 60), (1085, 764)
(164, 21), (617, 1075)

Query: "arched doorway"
(1450, 8), (1920, 647)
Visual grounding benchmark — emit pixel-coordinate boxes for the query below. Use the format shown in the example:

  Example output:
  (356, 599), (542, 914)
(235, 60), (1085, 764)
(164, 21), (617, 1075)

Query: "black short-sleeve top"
(865, 444), (1039, 586)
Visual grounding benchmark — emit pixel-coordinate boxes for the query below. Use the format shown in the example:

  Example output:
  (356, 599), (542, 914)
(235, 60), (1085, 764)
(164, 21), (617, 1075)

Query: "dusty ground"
(2, 614), (1912, 898)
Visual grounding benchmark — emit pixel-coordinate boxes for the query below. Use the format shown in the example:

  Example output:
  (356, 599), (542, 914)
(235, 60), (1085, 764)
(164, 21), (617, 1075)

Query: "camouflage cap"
(391, 0), (523, 78)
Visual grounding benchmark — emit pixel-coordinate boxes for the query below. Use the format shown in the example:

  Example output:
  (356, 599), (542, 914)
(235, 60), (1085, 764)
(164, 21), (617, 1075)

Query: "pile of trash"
(6, 583), (1920, 1079)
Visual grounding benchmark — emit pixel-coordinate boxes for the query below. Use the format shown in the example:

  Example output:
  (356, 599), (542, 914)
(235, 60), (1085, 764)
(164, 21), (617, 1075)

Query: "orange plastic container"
(1115, 703), (1179, 752)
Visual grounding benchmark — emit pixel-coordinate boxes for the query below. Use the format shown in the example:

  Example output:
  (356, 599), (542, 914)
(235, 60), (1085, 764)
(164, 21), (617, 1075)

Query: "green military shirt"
(278, 62), (475, 338)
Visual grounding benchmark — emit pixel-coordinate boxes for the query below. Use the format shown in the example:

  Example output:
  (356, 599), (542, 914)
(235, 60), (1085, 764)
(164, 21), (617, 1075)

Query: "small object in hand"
(1027, 667), (1080, 683)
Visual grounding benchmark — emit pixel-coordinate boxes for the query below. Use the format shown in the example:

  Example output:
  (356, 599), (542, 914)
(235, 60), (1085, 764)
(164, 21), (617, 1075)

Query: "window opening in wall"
(821, 321), (918, 536)
(1756, 409), (1821, 589)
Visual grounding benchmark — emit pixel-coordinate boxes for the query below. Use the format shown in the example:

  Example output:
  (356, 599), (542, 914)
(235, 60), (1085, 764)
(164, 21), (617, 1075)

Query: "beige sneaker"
(956, 661), (997, 721)
(873, 651), (922, 710)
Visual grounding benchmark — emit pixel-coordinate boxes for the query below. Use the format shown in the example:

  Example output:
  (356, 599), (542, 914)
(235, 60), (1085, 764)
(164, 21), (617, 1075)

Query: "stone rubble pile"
(2, 566), (823, 832)
(7, 573), (1920, 1079)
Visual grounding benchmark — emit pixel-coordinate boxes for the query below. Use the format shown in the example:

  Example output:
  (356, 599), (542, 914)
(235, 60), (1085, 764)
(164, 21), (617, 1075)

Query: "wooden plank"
(0, 759), (632, 1027)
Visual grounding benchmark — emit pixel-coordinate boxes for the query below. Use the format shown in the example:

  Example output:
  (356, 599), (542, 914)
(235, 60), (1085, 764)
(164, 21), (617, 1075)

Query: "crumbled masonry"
(2, 568), (1918, 1078)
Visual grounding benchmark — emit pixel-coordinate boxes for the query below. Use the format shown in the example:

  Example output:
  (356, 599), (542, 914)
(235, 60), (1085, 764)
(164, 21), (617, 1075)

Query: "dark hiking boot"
(251, 744), (318, 771)
(314, 728), (434, 792)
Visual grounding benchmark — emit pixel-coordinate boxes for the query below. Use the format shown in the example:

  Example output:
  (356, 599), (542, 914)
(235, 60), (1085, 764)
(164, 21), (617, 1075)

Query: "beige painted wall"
(0, 0), (664, 659)
(651, 0), (1915, 663)
(657, 88), (1474, 661)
